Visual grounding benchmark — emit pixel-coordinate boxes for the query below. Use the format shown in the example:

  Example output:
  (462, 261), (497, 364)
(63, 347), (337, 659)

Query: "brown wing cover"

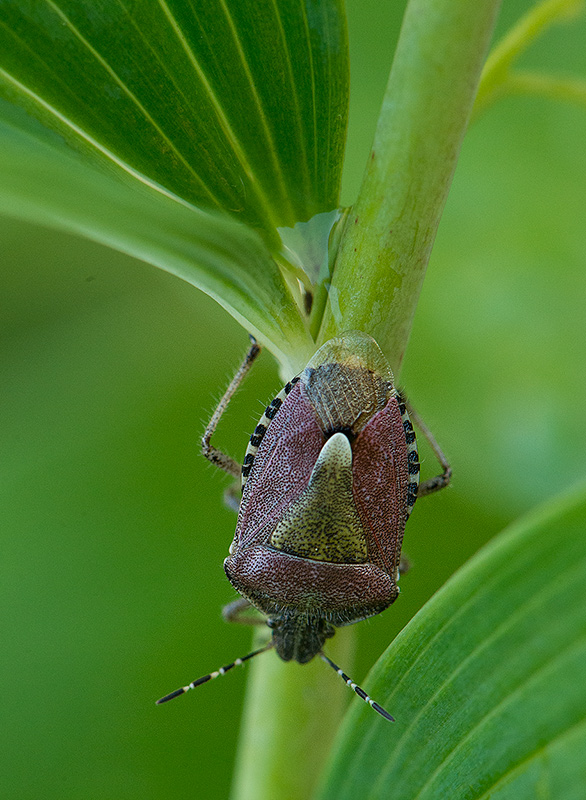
(233, 382), (323, 548)
(352, 402), (409, 576)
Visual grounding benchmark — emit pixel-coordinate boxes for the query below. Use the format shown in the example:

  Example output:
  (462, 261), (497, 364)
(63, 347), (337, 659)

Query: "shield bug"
(157, 331), (451, 720)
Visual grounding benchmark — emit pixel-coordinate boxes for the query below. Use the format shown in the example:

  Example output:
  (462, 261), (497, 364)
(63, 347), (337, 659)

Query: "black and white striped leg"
(319, 652), (395, 722)
(156, 642), (274, 704)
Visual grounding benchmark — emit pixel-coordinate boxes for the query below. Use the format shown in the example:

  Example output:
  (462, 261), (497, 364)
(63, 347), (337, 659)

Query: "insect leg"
(398, 552), (411, 576)
(201, 336), (262, 478)
(223, 483), (241, 514)
(400, 393), (452, 497)
(222, 597), (266, 625)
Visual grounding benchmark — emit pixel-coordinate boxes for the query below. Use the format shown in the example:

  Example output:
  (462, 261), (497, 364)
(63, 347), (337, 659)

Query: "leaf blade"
(0, 101), (312, 366)
(0, 0), (349, 237)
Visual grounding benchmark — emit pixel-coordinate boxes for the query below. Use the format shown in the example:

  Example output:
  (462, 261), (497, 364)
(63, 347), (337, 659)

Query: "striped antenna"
(320, 652), (394, 722)
(156, 642), (273, 705)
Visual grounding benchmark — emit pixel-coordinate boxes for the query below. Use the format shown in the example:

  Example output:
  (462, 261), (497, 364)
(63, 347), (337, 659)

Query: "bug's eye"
(267, 618), (279, 629)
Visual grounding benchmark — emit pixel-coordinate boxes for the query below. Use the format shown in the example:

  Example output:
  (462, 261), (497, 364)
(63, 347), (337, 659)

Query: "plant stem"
(230, 627), (354, 800)
(506, 71), (586, 109)
(472, 0), (585, 120)
(318, 0), (502, 374)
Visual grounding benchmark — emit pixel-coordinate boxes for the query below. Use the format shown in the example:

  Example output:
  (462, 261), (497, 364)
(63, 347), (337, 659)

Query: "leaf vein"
(370, 550), (586, 798)
(158, 0), (283, 228)
(409, 634), (586, 800)
(216, 0), (297, 223)
(0, 67), (211, 211)
(473, 714), (586, 800)
(43, 0), (219, 206)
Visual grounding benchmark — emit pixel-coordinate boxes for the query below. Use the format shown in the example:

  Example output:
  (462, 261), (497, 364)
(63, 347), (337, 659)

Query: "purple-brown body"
(224, 331), (419, 663)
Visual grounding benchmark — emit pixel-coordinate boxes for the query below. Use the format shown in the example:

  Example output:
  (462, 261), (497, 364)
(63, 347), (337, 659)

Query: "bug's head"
(267, 612), (335, 664)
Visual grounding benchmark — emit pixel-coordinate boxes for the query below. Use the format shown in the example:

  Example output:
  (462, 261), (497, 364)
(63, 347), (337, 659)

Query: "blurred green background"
(2, 1), (585, 798)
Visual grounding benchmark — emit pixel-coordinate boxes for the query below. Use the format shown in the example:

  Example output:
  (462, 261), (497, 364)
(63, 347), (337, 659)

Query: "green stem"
(506, 70), (586, 109)
(473, 0), (584, 120)
(318, 0), (501, 373)
(230, 627), (354, 800)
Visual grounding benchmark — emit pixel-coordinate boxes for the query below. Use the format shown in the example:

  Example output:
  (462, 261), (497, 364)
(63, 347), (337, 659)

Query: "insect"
(157, 331), (451, 720)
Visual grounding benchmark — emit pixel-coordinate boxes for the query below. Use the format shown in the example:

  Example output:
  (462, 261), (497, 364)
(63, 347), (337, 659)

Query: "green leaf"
(0, 0), (348, 235)
(318, 482), (586, 799)
(0, 0), (349, 363)
(0, 102), (311, 368)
